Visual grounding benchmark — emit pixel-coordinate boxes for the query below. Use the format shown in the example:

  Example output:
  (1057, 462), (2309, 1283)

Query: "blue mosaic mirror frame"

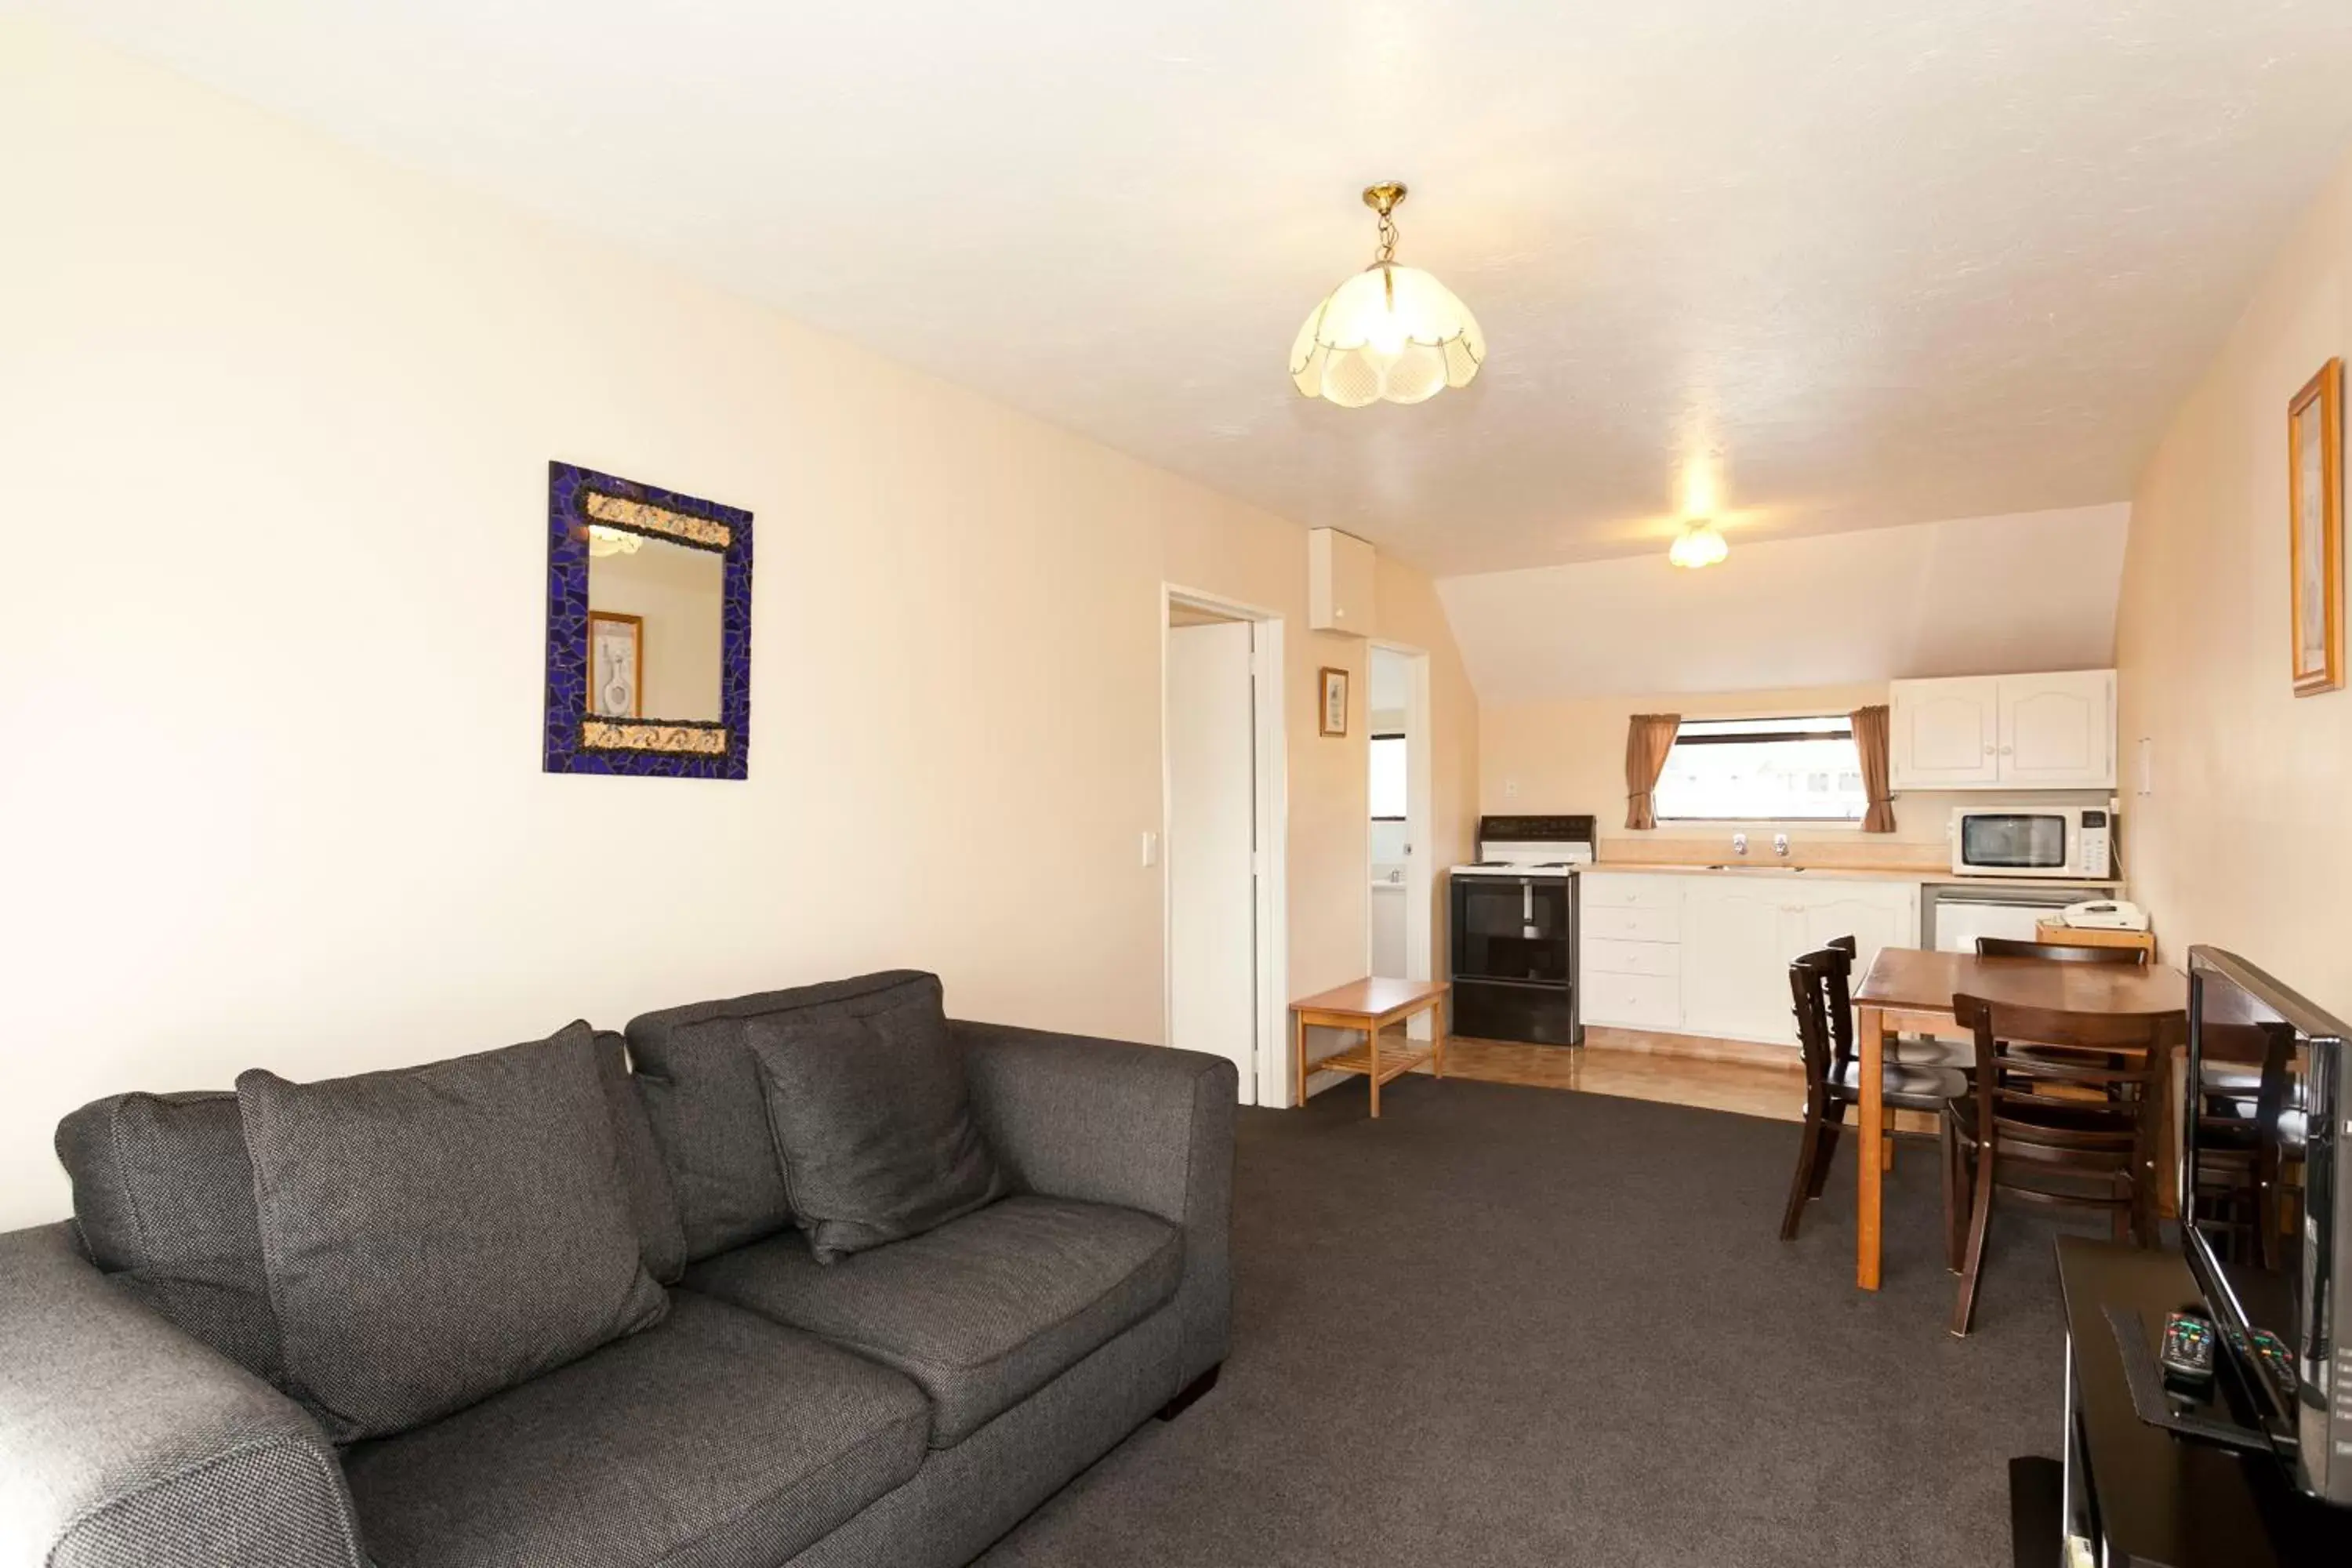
(543, 460), (753, 780)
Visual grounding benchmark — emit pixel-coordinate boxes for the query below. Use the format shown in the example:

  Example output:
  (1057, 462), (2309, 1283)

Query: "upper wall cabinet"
(1308, 528), (1376, 635)
(1889, 670), (2115, 790)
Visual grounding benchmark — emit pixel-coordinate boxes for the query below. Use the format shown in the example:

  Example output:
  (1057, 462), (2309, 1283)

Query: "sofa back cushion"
(625, 971), (942, 1260)
(750, 984), (1007, 1264)
(238, 1022), (669, 1443)
(53, 1091), (285, 1387)
(593, 1029), (689, 1284)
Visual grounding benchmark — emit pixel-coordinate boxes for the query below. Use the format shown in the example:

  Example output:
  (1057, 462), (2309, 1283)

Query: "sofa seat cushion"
(342, 1292), (929, 1568)
(684, 1195), (1181, 1448)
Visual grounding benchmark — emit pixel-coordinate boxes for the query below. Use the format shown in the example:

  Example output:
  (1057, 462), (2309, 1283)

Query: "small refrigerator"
(1922, 883), (2088, 953)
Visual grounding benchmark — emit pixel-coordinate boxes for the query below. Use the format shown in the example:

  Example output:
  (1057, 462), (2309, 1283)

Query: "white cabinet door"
(1679, 878), (1922, 1044)
(1791, 884), (1917, 977)
(1998, 670), (2115, 788)
(1889, 677), (2001, 788)
(1679, 883), (1796, 1042)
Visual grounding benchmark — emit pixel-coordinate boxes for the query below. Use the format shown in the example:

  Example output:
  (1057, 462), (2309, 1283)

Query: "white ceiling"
(38, 2), (2352, 575)
(1437, 503), (2130, 702)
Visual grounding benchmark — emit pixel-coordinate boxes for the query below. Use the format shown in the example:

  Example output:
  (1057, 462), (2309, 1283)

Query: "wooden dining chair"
(1944, 996), (2183, 1336)
(1974, 936), (2149, 966)
(1779, 943), (1969, 1241)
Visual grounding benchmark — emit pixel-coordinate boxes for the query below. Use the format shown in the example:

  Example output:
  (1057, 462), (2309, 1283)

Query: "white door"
(1998, 670), (2115, 788)
(1167, 622), (1258, 1097)
(1889, 677), (2002, 787)
(1679, 883), (1795, 1041)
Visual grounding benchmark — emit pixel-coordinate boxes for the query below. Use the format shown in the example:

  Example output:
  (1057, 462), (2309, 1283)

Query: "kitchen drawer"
(1582, 905), (1679, 943)
(1583, 970), (1681, 1030)
(1580, 874), (1680, 911)
(1584, 937), (1679, 978)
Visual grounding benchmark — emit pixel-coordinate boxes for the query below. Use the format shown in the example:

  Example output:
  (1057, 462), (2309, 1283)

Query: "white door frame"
(1161, 584), (1290, 1107)
(1369, 639), (1436, 1038)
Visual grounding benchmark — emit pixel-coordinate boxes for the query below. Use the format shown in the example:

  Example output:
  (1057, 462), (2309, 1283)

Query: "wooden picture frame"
(2289, 358), (2344, 696)
(588, 610), (644, 719)
(1319, 666), (1349, 737)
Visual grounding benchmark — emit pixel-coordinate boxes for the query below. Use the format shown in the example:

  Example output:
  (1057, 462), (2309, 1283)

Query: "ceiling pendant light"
(1290, 183), (1485, 408)
(1668, 518), (1729, 569)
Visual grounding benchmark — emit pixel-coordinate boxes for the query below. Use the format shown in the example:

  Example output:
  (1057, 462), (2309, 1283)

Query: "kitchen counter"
(1585, 862), (2124, 890)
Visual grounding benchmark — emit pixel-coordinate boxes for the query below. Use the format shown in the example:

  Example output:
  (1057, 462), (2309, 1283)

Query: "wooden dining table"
(1849, 947), (2187, 1290)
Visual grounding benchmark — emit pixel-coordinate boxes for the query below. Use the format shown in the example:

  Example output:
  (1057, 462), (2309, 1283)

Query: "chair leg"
(1808, 1104), (1846, 1199)
(1951, 1145), (1996, 1338)
(1780, 1114), (1826, 1241)
(1940, 1117), (1959, 1275)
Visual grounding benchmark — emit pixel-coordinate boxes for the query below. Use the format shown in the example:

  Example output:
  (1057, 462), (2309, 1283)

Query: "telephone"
(2059, 899), (2149, 933)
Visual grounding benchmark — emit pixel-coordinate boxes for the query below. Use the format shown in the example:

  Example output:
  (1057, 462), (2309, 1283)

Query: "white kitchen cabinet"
(1578, 871), (1918, 1044)
(1676, 876), (1921, 1046)
(1577, 873), (1686, 1030)
(1889, 670), (2114, 790)
(1308, 528), (1375, 635)
(1998, 670), (2116, 788)
(1678, 883), (1794, 1040)
(1887, 677), (2001, 788)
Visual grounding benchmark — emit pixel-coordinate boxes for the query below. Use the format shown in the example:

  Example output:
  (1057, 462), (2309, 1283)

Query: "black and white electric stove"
(1448, 815), (1594, 1047)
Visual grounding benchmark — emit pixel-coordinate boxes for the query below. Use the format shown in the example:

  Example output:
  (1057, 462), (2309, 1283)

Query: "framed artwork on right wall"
(2289, 356), (2343, 696)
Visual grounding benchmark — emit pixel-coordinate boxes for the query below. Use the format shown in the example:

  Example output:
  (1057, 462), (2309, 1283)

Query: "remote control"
(2160, 1311), (2216, 1386)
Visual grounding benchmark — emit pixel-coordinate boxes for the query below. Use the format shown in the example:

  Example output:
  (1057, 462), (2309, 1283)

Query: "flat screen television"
(2183, 946), (2352, 1504)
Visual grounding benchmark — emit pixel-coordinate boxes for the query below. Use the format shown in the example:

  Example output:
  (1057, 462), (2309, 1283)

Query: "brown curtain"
(1850, 704), (1896, 833)
(1624, 713), (1681, 829)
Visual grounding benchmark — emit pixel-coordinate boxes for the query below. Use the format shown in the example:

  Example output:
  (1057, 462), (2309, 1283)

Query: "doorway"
(1163, 587), (1288, 1106)
(1367, 642), (1434, 1038)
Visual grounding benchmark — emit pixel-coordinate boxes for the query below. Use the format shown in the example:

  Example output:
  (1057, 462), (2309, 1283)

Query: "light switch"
(1141, 830), (1160, 868)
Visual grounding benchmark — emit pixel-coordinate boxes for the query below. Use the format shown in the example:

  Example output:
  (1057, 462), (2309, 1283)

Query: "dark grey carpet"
(981, 1073), (2074, 1567)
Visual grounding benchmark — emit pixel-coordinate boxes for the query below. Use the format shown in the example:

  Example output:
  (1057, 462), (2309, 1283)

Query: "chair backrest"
(1788, 940), (1860, 1104)
(1952, 996), (2182, 1174)
(1975, 936), (2148, 966)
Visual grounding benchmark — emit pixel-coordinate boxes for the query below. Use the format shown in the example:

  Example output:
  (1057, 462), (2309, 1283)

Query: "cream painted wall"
(2116, 147), (2352, 1016)
(1481, 682), (2103, 856)
(0, 23), (1479, 1225)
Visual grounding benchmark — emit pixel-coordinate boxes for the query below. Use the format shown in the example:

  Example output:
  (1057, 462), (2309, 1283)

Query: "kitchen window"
(1369, 734), (1406, 821)
(1651, 715), (1868, 822)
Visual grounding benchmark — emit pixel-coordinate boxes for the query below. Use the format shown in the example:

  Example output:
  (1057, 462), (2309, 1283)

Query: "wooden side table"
(1290, 977), (1450, 1118)
(2034, 920), (2156, 959)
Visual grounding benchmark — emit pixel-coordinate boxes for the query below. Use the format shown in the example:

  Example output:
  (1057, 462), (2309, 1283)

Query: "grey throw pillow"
(55, 1091), (285, 1388)
(750, 989), (1008, 1265)
(238, 1022), (669, 1443)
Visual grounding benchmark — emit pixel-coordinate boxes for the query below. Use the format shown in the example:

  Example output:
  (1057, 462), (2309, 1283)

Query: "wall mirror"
(543, 461), (753, 779)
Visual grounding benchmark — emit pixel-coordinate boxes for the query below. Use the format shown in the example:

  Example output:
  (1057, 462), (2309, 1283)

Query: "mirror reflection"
(584, 528), (724, 723)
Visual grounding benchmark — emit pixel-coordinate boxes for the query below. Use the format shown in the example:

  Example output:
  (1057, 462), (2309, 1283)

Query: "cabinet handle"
(2001, 745), (2013, 755)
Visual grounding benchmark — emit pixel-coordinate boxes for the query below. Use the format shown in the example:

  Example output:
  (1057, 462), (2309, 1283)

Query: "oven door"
(1954, 810), (2076, 877)
(1452, 875), (1571, 983)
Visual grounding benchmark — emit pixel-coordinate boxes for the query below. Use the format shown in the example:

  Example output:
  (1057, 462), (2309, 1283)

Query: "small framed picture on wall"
(1319, 666), (1349, 737)
(589, 610), (644, 718)
(2289, 358), (2343, 696)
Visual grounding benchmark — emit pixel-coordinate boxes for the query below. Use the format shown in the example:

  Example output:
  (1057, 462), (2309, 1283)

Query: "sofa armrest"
(0, 1223), (364, 1568)
(953, 1022), (1235, 1388)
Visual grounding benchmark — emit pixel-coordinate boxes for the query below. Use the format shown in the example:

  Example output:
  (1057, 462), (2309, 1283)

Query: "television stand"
(2040, 1236), (2352, 1566)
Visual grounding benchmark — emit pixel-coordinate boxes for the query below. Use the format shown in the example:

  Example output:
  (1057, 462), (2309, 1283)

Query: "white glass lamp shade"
(1668, 520), (1729, 569)
(1290, 262), (1485, 408)
(587, 525), (645, 557)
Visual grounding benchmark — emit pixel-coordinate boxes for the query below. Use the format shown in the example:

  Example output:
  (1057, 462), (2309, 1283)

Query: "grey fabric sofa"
(0, 974), (1236, 1568)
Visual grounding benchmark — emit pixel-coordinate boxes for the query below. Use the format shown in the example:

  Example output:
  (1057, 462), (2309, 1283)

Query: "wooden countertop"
(1584, 861), (2125, 889)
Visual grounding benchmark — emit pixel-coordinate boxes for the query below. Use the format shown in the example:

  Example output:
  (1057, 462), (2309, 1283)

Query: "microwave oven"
(1949, 805), (2111, 878)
